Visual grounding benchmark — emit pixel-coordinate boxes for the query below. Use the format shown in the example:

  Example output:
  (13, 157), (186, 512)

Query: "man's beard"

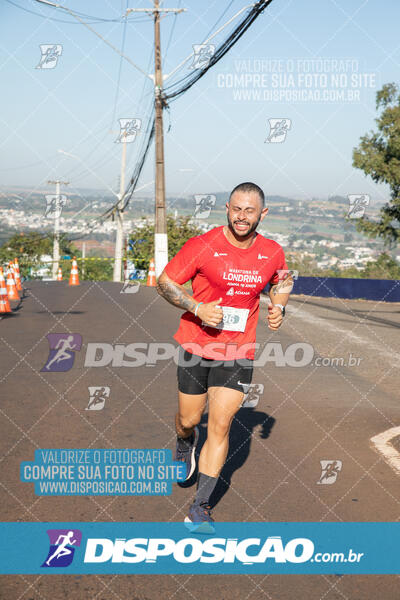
(227, 213), (261, 237)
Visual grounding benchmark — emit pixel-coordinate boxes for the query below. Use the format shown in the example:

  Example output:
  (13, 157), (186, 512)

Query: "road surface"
(0, 281), (399, 599)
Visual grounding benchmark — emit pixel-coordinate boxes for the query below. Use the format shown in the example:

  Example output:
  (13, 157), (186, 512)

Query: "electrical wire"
(101, 0), (275, 220)
(163, 0), (181, 68)
(5, 0), (159, 24)
(111, 0), (129, 128)
(102, 113), (155, 219)
(163, 0), (274, 102)
(21, 0), (274, 239)
(203, 0), (237, 42)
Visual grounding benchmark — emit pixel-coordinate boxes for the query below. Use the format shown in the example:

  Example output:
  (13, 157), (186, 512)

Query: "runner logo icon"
(41, 529), (82, 568)
(190, 44), (216, 70)
(41, 333), (82, 372)
(116, 118), (141, 143)
(86, 386), (110, 411)
(241, 383), (265, 408)
(265, 118), (291, 143)
(317, 460), (342, 485)
(194, 194), (216, 219)
(36, 44), (62, 69)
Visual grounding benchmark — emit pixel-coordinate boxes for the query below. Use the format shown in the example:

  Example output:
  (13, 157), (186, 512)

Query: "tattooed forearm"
(271, 273), (294, 296)
(156, 274), (197, 313)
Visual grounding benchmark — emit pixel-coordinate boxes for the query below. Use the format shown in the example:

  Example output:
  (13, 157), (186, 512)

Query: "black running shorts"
(177, 347), (253, 395)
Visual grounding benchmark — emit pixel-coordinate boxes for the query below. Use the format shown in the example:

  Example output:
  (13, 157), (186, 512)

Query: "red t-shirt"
(164, 225), (288, 360)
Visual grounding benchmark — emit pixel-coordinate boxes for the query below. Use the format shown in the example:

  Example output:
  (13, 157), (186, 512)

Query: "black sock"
(194, 472), (218, 506)
(176, 431), (194, 451)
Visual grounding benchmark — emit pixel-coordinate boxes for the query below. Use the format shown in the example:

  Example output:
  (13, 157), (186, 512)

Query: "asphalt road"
(0, 281), (399, 599)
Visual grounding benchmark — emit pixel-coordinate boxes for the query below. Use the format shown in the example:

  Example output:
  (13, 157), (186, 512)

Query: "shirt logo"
(258, 254), (269, 259)
(226, 287), (234, 296)
(214, 252), (227, 257)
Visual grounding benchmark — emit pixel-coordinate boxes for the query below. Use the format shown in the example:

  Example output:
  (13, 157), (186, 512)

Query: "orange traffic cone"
(0, 267), (11, 314)
(13, 258), (23, 291)
(69, 257), (80, 286)
(146, 258), (156, 287)
(57, 267), (63, 281)
(6, 266), (19, 300)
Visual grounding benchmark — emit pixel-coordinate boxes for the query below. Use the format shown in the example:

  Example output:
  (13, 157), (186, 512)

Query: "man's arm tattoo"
(156, 277), (197, 313)
(271, 273), (294, 295)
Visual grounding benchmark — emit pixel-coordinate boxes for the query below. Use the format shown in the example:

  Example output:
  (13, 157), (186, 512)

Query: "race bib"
(202, 306), (249, 332)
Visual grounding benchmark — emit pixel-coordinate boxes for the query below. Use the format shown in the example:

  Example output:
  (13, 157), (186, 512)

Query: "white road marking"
(370, 426), (400, 475)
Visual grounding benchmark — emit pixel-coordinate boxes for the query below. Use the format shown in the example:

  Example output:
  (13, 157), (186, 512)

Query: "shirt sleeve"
(269, 247), (288, 285)
(164, 237), (200, 285)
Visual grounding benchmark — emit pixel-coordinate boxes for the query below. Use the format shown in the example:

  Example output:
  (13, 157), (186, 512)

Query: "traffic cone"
(0, 267), (11, 314)
(13, 258), (23, 291)
(57, 267), (63, 281)
(69, 257), (80, 286)
(146, 258), (156, 287)
(6, 266), (19, 300)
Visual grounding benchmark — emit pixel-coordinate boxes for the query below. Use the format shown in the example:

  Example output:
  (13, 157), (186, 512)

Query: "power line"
(5, 0), (162, 24)
(0, 157), (55, 170)
(203, 0), (237, 41)
(34, 0), (152, 79)
(111, 0), (129, 128)
(102, 114), (155, 219)
(163, 0), (274, 102)
(26, 0), (275, 251)
(163, 0), (181, 66)
(103, 0), (275, 220)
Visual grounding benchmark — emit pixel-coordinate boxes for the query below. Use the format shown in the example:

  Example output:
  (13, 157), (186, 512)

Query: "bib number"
(202, 306), (249, 333)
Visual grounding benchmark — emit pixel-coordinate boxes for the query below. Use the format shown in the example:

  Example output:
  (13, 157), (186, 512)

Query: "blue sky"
(1, 0), (399, 203)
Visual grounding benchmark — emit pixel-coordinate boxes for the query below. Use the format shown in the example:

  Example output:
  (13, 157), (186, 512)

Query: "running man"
(45, 531), (77, 566)
(156, 182), (293, 532)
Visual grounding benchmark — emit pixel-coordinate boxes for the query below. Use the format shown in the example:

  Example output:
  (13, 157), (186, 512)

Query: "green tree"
(128, 216), (204, 273)
(361, 252), (400, 279)
(0, 232), (76, 278)
(286, 254), (318, 276)
(78, 258), (113, 281)
(352, 83), (400, 246)
(318, 253), (400, 279)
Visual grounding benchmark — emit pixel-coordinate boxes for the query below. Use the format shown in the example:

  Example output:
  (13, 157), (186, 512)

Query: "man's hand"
(197, 298), (223, 327)
(267, 304), (284, 330)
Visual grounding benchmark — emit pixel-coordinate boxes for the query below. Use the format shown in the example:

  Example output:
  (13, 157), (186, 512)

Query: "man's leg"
(195, 386), (244, 505)
(175, 347), (209, 480)
(174, 391), (207, 481)
(176, 391), (207, 439)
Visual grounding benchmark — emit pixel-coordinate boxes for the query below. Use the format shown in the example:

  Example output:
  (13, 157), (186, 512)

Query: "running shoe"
(174, 426), (199, 482)
(184, 501), (215, 534)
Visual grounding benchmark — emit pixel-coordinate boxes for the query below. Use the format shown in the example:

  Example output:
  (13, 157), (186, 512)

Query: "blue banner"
(291, 276), (400, 302)
(0, 522), (398, 574)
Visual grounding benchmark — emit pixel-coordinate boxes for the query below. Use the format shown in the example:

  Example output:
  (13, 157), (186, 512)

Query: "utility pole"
(47, 179), (69, 280)
(39, 0), (268, 280)
(153, 0), (168, 278)
(113, 130), (128, 282)
(126, 1), (186, 277)
(82, 241), (86, 279)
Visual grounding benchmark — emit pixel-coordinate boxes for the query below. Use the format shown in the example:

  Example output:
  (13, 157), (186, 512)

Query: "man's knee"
(177, 411), (201, 431)
(208, 414), (233, 439)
